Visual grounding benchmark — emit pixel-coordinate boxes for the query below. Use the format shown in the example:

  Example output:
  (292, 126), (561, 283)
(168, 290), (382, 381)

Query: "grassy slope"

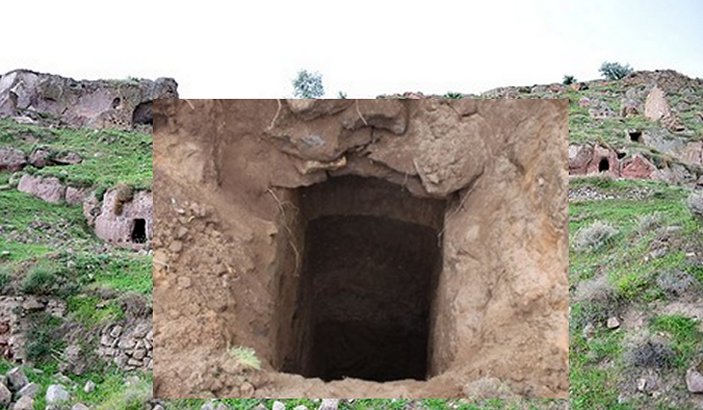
(1, 73), (702, 409)
(0, 119), (153, 190)
(0, 120), (154, 409)
(569, 178), (702, 409)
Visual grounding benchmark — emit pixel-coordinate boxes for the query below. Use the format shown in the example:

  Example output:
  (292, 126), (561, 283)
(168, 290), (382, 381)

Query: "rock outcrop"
(0, 148), (26, 172)
(0, 69), (178, 129)
(84, 186), (153, 249)
(17, 174), (88, 204)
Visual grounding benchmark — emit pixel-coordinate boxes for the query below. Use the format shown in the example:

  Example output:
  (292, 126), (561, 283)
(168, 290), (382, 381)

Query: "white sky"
(2, 0), (701, 98)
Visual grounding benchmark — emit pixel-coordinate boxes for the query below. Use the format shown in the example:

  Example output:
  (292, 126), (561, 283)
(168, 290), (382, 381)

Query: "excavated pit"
(274, 176), (445, 382)
(152, 99), (569, 399)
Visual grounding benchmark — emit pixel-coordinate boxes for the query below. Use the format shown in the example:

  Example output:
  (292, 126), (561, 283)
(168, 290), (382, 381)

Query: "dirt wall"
(152, 99), (569, 399)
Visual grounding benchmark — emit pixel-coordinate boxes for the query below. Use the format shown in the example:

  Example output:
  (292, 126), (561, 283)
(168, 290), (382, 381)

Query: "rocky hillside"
(0, 68), (701, 409)
(391, 69), (703, 186)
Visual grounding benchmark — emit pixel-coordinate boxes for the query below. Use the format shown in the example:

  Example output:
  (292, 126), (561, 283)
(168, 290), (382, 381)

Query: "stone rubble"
(98, 321), (153, 370)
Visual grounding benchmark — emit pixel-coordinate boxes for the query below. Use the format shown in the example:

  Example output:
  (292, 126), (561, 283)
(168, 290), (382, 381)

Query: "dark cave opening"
(132, 101), (153, 125)
(598, 158), (610, 172)
(276, 176), (445, 383)
(628, 130), (643, 142)
(131, 218), (147, 243)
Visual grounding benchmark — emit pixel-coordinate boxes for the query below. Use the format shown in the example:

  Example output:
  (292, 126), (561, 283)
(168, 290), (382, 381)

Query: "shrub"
(229, 345), (261, 370)
(562, 75), (576, 85)
(0, 267), (10, 291)
(599, 61), (633, 80)
(650, 315), (701, 368)
(25, 312), (64, 364)
(573, 274), (614, 303)
(656, 270), (698, 296)
(636, 212), (663, 234)
(292, 70), (324, 98)
(687, 190), (703, 219)
(21, 264), (57, 295)
(627, 338), (675, 368)
(574, 220), (618, 251)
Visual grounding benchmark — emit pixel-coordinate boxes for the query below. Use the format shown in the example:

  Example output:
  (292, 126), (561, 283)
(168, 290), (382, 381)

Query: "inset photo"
(151, 99), (569, 399)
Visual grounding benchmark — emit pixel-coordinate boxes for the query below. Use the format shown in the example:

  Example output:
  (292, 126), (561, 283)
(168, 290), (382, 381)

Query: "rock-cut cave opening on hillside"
(598, 158), (610, 172)
(131, 218), (147, 243)
(273, 176), (446, 383)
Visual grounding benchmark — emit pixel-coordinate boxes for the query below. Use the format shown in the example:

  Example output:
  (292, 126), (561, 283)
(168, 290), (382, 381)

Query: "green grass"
(25, 312), (65, 365)
(569, 177), (703, 409)
(650, 315), (702, 369)
(569, 180), (700, 303)
(67, 295), (125, 327)
(0, 118), (153, 191)
(75, 252), (153, 294)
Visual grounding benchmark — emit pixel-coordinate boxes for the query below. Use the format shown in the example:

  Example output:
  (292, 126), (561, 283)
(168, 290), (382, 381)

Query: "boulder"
(6, 367), (28, 391)
(28, 147), (82, 168)
(318, 399), (339, 410)
(686, 367), (703, 393)
(0, 147), (26, 172)
(53, 151), (82, 165)
(12, 395), (33, 410)
(83, 380), (96, 393)
(28, 147), (52, 168)
(65, 186), (89, 205)
(45, 384), (70, 404)
(620, 98), (639, 117)
(17, 174), (65, 203)
(16, 382), (38, 398)
(0, 383), (10, 406)
(339, 100), (407, 134)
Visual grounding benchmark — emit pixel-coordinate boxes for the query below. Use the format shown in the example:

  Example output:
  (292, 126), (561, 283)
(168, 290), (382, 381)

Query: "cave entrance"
(274, 176), (446, 383)
(132, 101), (153, 126)
(131, 218), (147, 243)
(598, 158), (610, 172)
(628, 130), (642, 143)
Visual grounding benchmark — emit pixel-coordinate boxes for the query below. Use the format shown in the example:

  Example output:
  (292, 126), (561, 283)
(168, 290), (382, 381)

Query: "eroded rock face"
(621, 155), (656, 179)
(644, 86), (685, 131)
(0, 69), (178, 129)
(152, 99), (569, 399)
(568, 144), (621, 176)
(89, 187), (153, 249)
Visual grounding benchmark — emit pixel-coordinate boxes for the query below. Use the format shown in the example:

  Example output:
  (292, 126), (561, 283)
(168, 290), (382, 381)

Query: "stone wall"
(0, 296), (66, 364)
(98, 320), (153, 371)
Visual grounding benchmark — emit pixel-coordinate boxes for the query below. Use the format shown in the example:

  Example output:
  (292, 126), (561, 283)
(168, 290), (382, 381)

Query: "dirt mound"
(152, 99), (569, 399)
(0, 69), (178, 129)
